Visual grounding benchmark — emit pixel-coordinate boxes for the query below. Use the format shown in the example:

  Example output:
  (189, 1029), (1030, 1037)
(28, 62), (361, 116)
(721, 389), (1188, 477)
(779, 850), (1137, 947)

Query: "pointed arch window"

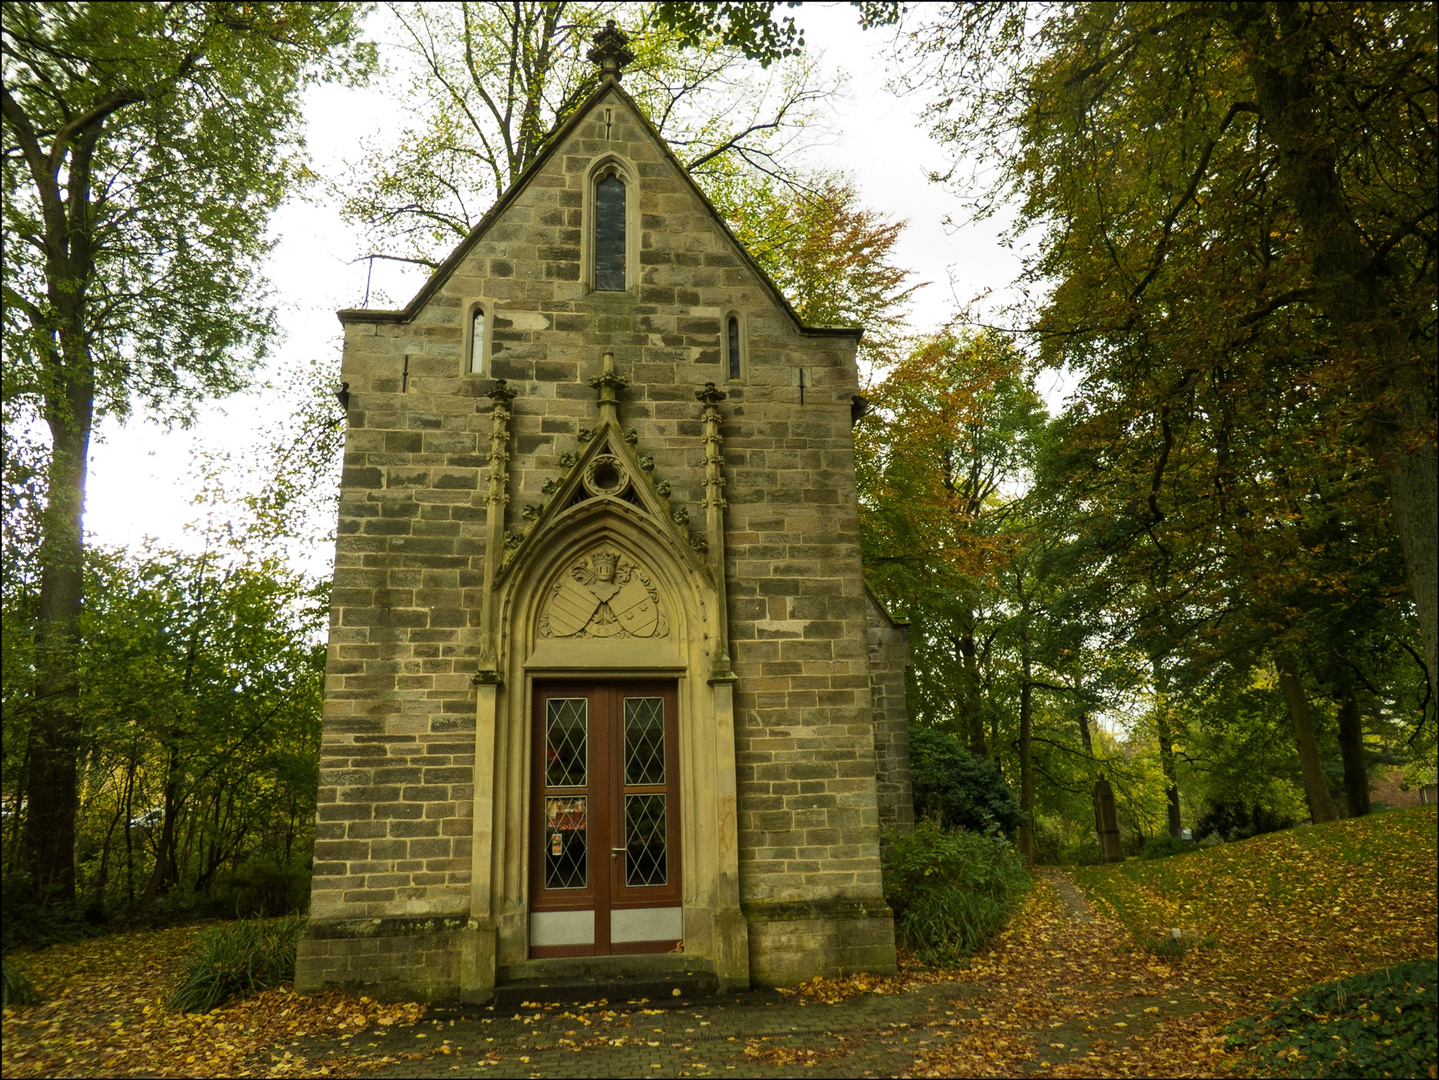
(594, 173), (627, 291)
(469, 304), (485, 374)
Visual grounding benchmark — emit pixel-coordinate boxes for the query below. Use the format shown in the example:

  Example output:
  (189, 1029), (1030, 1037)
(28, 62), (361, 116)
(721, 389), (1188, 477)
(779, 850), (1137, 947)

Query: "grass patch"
(1224, 959), (1437, 1077)
(1072, 806), (1438, 994)
(1132, 927), (1217, 958)
(168, 914), (305, 1013)
(881, 820), (1030, 964)
(3, 959), (41, 1006)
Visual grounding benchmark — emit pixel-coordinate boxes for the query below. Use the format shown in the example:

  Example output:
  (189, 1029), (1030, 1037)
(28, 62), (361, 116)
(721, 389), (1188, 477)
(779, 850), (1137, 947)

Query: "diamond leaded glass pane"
(624, 697), (665, 785)
(546, 699), (587, 787)
(625, 793), (667, 887)
(544, 796), (587, 889)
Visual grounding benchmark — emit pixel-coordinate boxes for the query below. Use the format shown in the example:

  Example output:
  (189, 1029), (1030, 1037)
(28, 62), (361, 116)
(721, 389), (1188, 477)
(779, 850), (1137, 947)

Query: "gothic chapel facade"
(296, 25), (913, 1002)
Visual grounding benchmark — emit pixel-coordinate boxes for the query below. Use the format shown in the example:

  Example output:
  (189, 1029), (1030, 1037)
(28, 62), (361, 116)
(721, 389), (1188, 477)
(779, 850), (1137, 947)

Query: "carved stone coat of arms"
(539, 548), (669, 638)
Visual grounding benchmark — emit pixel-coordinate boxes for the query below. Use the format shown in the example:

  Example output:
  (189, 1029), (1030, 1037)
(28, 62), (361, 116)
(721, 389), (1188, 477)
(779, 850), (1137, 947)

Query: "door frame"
(528, 678), (682, 958)
(479, 515), (750, 988)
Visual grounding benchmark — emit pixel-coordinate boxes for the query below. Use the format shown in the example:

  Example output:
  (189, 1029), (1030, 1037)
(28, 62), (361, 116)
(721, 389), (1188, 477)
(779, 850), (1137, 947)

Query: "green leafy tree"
(856, 331), (1045, 756)
(75, 547), (325, 912)
(710, 172), (920, 360)
(651, 1), (904, 65)
(1, 1), (371, 900)
(898, 1), (1438, 712)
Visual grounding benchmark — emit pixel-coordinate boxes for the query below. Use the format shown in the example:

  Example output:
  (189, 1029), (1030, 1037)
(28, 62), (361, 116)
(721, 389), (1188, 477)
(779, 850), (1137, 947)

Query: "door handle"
(611, 846), (626, 855)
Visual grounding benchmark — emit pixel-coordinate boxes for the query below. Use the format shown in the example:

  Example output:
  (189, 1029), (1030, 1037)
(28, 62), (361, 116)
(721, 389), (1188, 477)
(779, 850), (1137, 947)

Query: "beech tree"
(1, 1), (371, 900)
(857, 332), (1045, 756)
(712, 172), (920, 360)
(900, 2), (1438, 707)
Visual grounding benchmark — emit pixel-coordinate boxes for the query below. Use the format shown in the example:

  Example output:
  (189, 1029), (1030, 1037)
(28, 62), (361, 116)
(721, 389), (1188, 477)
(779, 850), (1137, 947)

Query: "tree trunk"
(1154, 714), (1182, 838)
(122, 752), (137, 903)
(95, 798), (124, 898)
(1335, 686), (1370, 818)
(140, 743), (181, 910)
(1074, 667), (1093, 752)
(24, 409), (92, 902)
(1151, 662), (1182, 838)
(17, 113), (100, 905)
(1017, 634), (1035, 865)
(958, 617), (986, 758)
(1275, 652), (1339, 824)
(1374, 401), (1439, 709)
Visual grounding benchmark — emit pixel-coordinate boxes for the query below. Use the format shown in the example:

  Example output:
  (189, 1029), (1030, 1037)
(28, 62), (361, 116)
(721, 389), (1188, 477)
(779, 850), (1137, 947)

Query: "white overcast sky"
(82, 3), (1032, 570)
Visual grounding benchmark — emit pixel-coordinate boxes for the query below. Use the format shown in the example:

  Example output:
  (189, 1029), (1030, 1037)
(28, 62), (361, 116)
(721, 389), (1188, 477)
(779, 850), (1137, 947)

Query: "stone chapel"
(295, 23), (913, 1003)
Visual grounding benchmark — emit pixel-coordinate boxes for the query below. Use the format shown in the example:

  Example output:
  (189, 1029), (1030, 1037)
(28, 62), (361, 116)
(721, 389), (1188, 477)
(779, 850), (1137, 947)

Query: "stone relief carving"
(539, 547), (669, 639)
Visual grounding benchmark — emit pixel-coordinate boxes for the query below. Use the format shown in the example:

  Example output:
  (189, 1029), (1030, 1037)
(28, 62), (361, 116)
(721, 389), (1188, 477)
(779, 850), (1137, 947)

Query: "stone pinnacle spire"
(587, 19), (635, 80)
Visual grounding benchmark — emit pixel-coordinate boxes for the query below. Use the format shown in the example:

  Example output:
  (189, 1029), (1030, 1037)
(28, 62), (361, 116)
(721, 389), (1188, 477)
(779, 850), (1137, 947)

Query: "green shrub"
(209, 859), (309, 918)
(169, 914), (306, 1012)
(1139, 833), (1190, 860)
(1, 871), (105, 952)
(908, 725), (1026, 838)
(1033, 818), (1104, 866)
(1225, 959), (1437, 1078)
(881, 819), (1029, 964)
(3, 960), (41, 1007)
(1060, 836), (1103, 866)
(1195, 800), (1295, 843)
(1033, 823), (1063, 865)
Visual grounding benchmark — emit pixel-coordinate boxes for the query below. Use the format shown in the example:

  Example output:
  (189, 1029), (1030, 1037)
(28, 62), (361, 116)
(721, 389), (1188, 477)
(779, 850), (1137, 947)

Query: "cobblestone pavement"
(293, 978), (992, 1078)
(284, 872), (1239, 1078)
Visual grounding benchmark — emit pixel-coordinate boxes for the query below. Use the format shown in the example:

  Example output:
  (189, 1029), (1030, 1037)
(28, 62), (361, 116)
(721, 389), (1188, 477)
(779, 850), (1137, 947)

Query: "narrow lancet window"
(727, 316), (741, 380)
(594, 174), (626, 291)
(470, 305), (484, 373)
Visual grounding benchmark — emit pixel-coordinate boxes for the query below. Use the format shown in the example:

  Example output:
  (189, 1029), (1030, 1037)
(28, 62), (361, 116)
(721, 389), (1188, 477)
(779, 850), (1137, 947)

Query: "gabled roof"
(336, 75), (862, 340)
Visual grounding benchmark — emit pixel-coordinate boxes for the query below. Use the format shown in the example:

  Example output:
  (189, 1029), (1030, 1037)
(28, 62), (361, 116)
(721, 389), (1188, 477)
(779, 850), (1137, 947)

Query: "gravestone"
(1093, 776), (1124, 863)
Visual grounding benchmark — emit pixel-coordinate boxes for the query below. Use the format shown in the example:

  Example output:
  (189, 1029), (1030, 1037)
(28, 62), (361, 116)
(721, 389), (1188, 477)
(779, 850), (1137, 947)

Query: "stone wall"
(865, 590), (914, 830)
(294, 917), (476, 1002)
(306, 81), (896, 989)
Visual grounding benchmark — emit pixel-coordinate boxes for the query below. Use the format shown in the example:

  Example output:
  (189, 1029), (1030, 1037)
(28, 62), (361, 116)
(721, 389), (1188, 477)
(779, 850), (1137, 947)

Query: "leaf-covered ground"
(1073, 804), (1439, 997)
(0, 924), (425, 1078)
(2, 806), (1434, 1078)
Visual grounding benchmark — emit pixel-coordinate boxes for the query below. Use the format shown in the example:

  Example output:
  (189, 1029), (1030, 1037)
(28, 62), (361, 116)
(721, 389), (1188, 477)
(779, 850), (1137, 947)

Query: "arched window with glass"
(594, 172), (627, 291)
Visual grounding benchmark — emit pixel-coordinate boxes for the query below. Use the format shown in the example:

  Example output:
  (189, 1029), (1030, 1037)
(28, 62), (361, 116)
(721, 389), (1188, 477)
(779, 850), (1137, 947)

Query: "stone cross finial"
(588, 19), (635, 80)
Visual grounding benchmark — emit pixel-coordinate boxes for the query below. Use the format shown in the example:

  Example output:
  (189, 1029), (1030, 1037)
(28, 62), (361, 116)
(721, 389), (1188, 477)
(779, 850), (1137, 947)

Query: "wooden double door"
(529, 680), (682, 957)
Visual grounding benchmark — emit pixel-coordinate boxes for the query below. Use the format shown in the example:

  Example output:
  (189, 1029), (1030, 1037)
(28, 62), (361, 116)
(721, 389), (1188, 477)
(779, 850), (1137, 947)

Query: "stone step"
(492, 969), (720, 1008)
